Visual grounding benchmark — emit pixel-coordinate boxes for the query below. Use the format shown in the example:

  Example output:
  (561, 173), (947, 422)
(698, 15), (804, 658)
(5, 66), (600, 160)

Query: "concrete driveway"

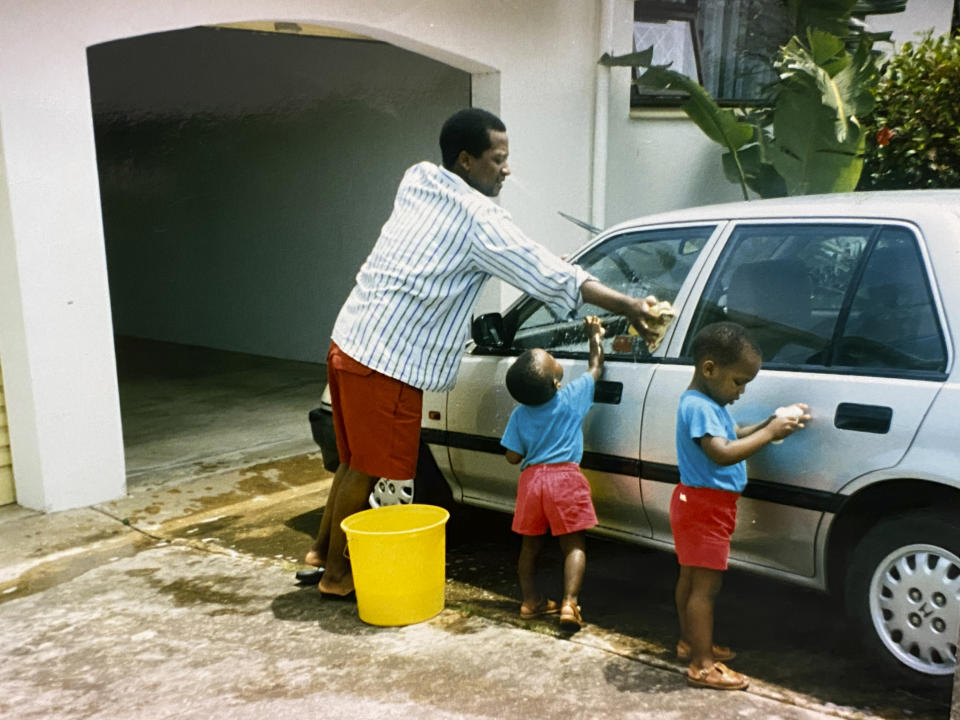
(0, 453), (953, 719)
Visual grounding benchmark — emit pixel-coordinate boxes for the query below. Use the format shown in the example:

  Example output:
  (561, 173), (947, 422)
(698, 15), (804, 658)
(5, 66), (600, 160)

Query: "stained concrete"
(0, 451), (953, 719)
(1, 542), (844, 720)
(0, 486), (865, 720)
(0, 342), (953, 718)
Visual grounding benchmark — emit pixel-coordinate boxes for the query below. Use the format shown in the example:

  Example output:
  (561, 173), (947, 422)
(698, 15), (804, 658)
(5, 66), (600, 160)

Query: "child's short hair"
(506, 349), (557, 406)
(690, 322), (761, 367)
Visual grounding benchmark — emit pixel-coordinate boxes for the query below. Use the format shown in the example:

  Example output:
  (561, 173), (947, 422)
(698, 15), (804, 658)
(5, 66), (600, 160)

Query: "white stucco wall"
(0, 0), (603, 511)
(0, 0), (949, 511)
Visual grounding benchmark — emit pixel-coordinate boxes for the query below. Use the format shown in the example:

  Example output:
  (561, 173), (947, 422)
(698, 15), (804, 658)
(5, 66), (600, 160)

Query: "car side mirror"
(472, 312), (506, 348)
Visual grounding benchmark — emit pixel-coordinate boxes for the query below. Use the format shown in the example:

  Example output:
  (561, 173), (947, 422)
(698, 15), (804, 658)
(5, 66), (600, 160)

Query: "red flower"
(876, 126), (896, 147)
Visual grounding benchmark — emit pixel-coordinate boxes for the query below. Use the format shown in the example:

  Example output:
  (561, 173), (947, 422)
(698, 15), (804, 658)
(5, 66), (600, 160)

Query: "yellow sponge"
(629, 300), (675, 353)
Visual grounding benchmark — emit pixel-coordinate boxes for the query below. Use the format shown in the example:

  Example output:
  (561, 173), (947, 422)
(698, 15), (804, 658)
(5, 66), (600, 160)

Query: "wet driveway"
(0, 453), (953, 719)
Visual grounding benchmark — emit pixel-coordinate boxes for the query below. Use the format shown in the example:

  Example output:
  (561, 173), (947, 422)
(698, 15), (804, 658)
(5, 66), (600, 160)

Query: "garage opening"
(87, 24), (471, 484)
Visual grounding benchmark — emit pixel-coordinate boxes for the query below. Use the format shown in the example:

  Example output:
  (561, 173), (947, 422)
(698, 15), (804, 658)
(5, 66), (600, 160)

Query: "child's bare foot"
(304, 549), (324, 567)
(519, 598), (559, 618)
(686, 662), (749, 691)
(676, 640), (735, 662)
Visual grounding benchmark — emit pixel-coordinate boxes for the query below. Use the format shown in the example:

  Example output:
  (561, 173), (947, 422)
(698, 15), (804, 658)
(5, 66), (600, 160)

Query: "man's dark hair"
(690, 322), (761, 367)
(439, 108), (506, 170)
(506, 349), (557, 406)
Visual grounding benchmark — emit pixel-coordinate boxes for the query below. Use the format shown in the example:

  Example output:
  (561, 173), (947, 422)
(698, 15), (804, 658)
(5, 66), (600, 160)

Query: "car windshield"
(505, 225), (715, 358)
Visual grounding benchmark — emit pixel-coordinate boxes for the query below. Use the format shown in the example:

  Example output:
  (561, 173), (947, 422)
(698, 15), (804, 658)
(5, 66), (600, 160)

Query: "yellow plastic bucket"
(340, 503), (450, 626)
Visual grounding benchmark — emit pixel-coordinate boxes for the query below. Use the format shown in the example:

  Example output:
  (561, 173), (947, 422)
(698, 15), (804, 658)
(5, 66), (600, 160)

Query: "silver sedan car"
(312, 190), (960, 686)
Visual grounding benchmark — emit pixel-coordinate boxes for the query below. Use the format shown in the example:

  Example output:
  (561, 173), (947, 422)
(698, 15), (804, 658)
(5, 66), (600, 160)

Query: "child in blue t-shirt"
(501, 316), (605, 631)
(673, 321), (809, 690)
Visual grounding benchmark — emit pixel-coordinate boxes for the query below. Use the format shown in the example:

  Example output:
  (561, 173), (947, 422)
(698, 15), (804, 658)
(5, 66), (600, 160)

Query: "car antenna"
(557, 211), (601, 235)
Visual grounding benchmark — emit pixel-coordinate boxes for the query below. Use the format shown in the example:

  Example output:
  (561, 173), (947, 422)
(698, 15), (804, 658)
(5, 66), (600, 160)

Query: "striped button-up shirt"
(331, 161), (593, 391)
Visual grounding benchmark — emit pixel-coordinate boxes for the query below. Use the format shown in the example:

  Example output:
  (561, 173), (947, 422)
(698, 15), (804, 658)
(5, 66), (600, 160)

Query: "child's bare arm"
(701, 407), (809, 466)
(584, 316), (605, 381)
(700, 431), (778, 466)
(737, 403), (810, 439)
(505, 449), (523, 465)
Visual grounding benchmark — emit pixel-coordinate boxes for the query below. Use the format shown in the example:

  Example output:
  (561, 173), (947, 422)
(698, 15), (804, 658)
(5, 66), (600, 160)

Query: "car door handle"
(834, 403), (892, 434)
(593, 381), (623, 405)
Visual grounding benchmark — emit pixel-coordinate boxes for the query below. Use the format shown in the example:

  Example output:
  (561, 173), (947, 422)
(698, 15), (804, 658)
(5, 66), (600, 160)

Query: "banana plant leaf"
(852, 0), (907, 16)
(785, 0), (906, 39)
(777, 31), (878, 142)
(723, 144), (788, 198)
(785, 0), (859, 36)
(767, 87), (865, 194)
(598, 48), (655, 71)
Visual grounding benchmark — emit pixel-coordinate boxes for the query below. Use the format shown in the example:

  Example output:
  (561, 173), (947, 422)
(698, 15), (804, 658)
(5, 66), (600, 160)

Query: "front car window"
(505, 225), (715, 358)
(684, 223), (947, 376)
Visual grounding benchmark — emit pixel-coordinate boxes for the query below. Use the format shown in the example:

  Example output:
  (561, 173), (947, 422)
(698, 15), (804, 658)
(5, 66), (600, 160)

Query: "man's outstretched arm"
(579, 280), (658, 343)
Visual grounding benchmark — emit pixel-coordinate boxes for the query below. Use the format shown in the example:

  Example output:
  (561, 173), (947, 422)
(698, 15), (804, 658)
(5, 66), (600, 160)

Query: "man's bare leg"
(305, 462), (350, 568)
(317, 464), (377, 596)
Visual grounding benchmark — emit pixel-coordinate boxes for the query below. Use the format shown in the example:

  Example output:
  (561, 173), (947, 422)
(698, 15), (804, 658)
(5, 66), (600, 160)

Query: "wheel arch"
(826, 478), (960, 595)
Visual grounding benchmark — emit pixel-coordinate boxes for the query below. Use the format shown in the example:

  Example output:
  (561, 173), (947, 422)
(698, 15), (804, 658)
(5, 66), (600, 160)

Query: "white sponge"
(771, 404), (805, 444)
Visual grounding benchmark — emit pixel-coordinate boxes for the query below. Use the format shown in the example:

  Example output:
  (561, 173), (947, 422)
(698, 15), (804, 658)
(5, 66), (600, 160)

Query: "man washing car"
(306, 107), (661, 597)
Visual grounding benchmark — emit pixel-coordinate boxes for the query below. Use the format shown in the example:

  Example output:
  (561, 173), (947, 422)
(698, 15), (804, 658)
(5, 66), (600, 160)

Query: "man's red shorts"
(669, 483), (739, 570)
(326, 342), (422, 480)
(512, 462), (598, 536)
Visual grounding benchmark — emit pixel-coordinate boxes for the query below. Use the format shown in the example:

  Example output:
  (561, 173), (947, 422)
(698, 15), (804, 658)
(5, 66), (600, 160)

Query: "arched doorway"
(87, 23), (472, 483)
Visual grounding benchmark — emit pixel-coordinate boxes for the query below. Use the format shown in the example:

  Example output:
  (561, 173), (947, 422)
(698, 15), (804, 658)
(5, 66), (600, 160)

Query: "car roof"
(604, 190), (960, 234)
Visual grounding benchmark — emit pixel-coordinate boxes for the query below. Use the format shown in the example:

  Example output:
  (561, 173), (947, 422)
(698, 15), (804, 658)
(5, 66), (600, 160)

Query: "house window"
(633, 0), (787, 106)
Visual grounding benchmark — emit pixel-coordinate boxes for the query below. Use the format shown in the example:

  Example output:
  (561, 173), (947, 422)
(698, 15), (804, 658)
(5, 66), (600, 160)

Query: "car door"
(640, 220), (949, 577)
(442, 224), (719, 541)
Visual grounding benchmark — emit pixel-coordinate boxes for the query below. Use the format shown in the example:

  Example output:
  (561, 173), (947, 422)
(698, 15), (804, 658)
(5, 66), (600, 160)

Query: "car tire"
(844, 510), (960, 687)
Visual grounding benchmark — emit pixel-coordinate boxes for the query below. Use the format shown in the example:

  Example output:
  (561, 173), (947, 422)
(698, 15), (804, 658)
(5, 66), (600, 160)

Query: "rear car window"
(684, 222), (947, 376)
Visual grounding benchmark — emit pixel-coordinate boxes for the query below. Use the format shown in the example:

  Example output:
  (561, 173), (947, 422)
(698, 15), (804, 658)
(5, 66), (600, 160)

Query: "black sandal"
(294, 568), (324, 585)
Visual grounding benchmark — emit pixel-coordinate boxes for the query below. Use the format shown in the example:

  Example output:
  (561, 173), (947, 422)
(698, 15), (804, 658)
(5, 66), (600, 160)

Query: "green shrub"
(860, 31), (960, 189)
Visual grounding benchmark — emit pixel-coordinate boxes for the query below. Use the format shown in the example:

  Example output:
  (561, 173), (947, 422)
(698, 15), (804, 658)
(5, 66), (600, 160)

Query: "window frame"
(632, 0), (703, 108)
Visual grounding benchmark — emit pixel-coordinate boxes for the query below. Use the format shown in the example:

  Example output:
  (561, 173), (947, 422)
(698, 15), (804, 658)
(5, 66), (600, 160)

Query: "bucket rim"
(340, 503), (450, 536)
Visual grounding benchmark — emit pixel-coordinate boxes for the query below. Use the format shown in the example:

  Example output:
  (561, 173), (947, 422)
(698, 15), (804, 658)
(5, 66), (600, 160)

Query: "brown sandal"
(559, 603), (582, 630)
(520, 598), (560, 618)
(686, 662), (749, 691)
(676, 640), (736, 662)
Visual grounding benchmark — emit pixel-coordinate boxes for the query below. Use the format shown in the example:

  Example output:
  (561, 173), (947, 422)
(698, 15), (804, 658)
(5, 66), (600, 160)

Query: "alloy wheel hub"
(869, 543), (960, 675)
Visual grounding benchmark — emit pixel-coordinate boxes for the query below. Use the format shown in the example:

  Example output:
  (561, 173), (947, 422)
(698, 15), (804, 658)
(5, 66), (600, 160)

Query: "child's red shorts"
(512, 462), (598, 536)
(326, 342), (422, 480)
(669, 483), (739, 570)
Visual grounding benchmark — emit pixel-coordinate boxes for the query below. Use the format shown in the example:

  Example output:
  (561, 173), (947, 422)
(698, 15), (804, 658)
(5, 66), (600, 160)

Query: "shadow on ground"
(439, 505), (952, 720)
